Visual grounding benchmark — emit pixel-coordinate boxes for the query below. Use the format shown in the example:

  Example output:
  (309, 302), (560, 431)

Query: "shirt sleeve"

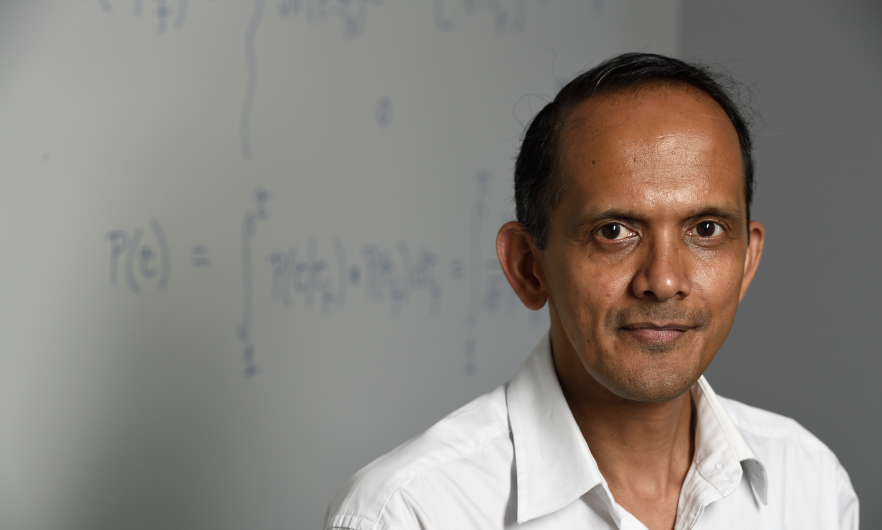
(325, 487), (435, 530)
(836, 459), (859, 530)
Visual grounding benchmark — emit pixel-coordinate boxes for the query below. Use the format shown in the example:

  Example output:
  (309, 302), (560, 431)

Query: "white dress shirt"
(325, 332), (859, 530)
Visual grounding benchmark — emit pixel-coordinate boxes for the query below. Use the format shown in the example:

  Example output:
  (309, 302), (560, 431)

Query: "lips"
(621, 322), (692, 343)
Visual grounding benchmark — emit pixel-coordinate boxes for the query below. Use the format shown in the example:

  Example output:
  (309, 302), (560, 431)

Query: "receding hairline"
(548, 81), (747, 218)
(557, 80), (735, 145)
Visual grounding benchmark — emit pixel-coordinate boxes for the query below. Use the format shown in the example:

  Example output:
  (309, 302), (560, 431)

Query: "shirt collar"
(691, 376), (768, 506)
(506, 331), (768, 524)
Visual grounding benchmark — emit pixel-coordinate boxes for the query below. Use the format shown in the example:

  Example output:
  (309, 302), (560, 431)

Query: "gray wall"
(0, 2), (681, 529)
(681, 1), (882, 526)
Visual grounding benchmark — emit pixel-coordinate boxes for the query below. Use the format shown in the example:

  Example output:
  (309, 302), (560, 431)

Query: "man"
(324, 53), (858, 530)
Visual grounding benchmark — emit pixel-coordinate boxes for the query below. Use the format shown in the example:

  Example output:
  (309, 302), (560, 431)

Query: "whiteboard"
(0, 1), (679, 528)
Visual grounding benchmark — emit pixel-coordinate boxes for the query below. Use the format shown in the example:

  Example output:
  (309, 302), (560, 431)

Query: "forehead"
(556, 85), (745, 218)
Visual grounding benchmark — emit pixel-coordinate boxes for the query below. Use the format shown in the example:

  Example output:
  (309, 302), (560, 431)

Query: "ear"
(496, 221), (549, 310)
(738, 220), (765, 302)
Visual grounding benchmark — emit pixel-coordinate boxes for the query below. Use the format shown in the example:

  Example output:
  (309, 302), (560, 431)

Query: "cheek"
(690, 252), (744, 320)
(547, 253), (633, 334)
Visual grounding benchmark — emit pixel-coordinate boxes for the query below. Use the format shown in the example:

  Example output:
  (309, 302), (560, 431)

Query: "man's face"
(538, 85), (754, 402)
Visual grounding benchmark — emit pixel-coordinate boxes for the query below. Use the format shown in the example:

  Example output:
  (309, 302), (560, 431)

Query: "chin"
(592, 356), (704, 403)
(590, 333), (716, 402)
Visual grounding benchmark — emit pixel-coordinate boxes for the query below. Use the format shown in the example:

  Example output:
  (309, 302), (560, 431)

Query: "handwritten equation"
(433, 0), (527, 35)
(105, 173), (544, 377)
(96, 0), (537, 37)
(98, 0), (189, 33)
(92, 0), (550, 159)
(106, 221), (171, 293)
(268, 239), (444, 316)
(276, 0), (382, 39)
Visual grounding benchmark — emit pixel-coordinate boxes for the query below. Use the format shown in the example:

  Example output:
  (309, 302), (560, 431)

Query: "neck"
(550, 323), (695, 525)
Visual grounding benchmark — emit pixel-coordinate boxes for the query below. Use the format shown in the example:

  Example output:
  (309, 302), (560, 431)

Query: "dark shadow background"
(681, 1), (882, 526)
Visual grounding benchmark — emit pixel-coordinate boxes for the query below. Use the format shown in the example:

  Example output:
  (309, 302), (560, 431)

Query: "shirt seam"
(730, 419), (833, 454)
(326, 512), (376, 530)
(719, 397), (831, 454)
(371, 425), (512, 526)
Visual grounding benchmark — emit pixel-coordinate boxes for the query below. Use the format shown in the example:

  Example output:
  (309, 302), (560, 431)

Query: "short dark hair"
(514, 52), (755, 249)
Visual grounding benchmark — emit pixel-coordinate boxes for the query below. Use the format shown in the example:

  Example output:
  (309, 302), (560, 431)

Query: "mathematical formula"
(105, 173), (545, 377)
(92, 0), (550, 160)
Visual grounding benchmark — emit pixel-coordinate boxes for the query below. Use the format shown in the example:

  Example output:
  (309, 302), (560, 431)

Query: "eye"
(598, 223), (634, 240)
(694, 221), (723, 237)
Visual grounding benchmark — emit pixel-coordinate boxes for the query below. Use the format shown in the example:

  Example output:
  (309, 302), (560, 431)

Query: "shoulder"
(717, 394), (836, 457)
(325, 385), (514, 530)
(717, 395), (858, 523)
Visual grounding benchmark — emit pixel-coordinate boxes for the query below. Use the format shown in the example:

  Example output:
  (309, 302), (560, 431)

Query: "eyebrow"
(688, 206), (744, 225)
(571, 205), (744, 230)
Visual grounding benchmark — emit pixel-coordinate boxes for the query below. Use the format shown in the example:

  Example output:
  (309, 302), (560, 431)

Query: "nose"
(631, 237), (691, 301)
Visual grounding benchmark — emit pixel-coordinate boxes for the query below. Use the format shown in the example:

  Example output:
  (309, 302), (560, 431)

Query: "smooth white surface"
(327, 333), (857, 530)
(0, 1), (679, 528)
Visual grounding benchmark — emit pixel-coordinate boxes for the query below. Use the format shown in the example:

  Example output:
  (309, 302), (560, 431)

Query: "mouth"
(620, 322), (694, 344)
